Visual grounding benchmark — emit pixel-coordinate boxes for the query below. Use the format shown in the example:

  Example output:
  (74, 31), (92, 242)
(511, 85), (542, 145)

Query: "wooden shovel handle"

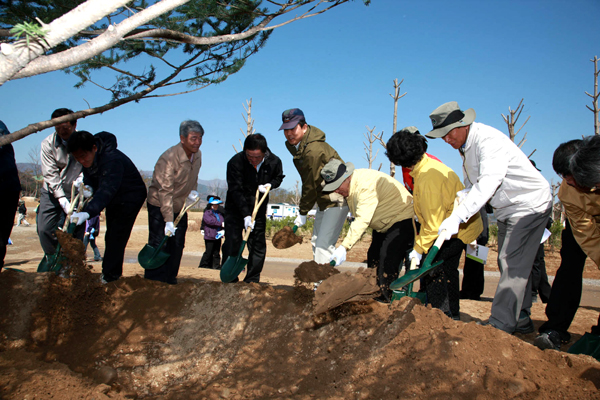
(171, 195), (201, 232)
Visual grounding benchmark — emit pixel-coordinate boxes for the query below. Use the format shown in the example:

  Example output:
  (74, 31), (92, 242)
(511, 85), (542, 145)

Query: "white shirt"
(454, 122), (551, 222)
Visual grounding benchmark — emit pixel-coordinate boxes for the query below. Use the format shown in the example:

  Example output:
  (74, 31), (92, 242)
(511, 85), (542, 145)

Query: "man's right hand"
(58, 197), (71, 214)
(294, 214), (307, 227)
(165, 222), (177, 237)
(244, 216), (255, 230)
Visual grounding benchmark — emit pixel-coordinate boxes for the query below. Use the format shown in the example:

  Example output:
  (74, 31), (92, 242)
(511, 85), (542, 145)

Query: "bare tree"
(233, 98), (256, 153)
(387, 78), (406, 177)
(362, 125), (380, 169)
(586, 55), (600, 135)
(27, 144), (42, 197)
(501, 98), (532, 149)
(291, 180), (301, 207)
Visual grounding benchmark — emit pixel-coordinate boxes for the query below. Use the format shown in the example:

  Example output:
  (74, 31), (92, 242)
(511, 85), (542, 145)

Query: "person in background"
(0, 120), (21, 272)
(145, 120), (203, 284)
(321, 159), (414, 303)
(222, 134), (284, 283)
(16, 200), (30, 226)
(67, 131), (147, 284)
(386, 127), (482, 319)
(535, 138), (600, 350)
(199, 196), (225, 270)
(280, 108), (348, 264)
(38, 108), (83, 259)
(83, 214), (102, 262)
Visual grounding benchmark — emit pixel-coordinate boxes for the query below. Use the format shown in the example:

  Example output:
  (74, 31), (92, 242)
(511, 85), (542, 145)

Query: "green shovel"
(220, 186), (270, 283)
(138, 196), (201, 269)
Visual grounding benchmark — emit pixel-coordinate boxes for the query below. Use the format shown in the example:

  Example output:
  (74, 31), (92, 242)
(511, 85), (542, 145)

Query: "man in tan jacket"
(145, 120), (203, 284)
(320, 159), (414, 302)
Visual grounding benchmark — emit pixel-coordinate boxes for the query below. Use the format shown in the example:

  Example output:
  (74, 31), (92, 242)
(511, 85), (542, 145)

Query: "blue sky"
(2, 0), (599, 191)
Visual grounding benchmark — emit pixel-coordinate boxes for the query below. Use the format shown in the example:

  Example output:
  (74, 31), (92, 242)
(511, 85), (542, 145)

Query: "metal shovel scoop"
(138, 196), (200, 269)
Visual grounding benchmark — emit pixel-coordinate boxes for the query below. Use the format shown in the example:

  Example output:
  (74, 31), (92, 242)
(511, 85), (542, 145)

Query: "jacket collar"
(409, 154), (431, 179)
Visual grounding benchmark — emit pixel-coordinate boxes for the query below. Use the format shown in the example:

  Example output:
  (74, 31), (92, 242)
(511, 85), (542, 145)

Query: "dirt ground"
(2, 203), (600, 399)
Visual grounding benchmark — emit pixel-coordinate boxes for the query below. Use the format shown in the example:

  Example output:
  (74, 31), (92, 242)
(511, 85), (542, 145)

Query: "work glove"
(258, 183), (271, 193)
(330, 246), (347, 266)
(294, 214), (307, 228)
(468, 240), (477, 251)
(80, 184), (93, 199)
(74, 175), (84, 188)
(188, 190), (199, 201)
(408, 249), (422, 265)
(456, 188), (471, 204)
(165, 221), (177, 237)
(216, 230), (225, 240)
(200, 230), (205, 236)
(438, 213), (462, 241)
(70, 212), (89, 226)
(244, 216), (255, 230)
(58, 197), (71, 214)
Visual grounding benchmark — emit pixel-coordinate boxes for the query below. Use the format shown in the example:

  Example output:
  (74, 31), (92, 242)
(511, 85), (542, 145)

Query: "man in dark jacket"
(67, 131), (147, 283)
(0, 120), (21, 272)
(222, 134), (284, 283)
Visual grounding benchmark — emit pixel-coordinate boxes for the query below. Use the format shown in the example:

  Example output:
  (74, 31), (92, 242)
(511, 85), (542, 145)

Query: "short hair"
(385, 129), (428, 168)
(67, 130), (95, 153)
(243, 133), (268, 153)
(570, 135), (600, 188)
(179, 120), (204, 138)
(51, 108), (76, 126)
(552, 139), (581, 176)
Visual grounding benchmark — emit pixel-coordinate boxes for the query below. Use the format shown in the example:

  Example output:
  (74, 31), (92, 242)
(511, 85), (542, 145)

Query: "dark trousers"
(531, 243), (551, 303)
(367, 219), (414, 302)
(422, 238), (465, 319)
(199, 239), (222, 269)
(83, 235), (102, 260)
(0, 189), (19, 271)
(37, 188), (84, 255)
(102, 198), (145, 282)
(461, 257), (485, 299)
(144, 203), (187, 284)
(539, 220), (589, 341)
(222, 214), (266, 283)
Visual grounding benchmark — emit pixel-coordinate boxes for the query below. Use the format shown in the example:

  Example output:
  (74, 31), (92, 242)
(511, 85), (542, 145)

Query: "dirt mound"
(294, 260), (340, 283)
(272, 226), (303, 249)
(1, 271), (600, 399)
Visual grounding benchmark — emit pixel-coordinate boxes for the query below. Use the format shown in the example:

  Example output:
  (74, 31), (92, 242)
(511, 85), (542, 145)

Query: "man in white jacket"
(426, 101), (551, 334)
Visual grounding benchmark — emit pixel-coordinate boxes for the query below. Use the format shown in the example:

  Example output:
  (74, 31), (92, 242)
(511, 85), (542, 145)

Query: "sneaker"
(514, 316), (535, 334)
(534, 330), (561, 351)
(100, 274), (108, 285)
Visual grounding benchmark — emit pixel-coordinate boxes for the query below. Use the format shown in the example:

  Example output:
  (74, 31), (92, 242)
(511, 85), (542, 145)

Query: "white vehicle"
(266, 203), (299, 219)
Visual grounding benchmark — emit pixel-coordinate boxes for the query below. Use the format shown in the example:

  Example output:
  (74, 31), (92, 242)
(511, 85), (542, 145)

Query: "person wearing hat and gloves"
(386, 127), (482, 318)
(199, 196), (225, 269)
(280, 108), (349, 264)
(68, 130), (147, 284)
(222, 133), (284, 283)
(321, 159), (415, 302)
(426, 101), (551, 334)
(144, 120), (204, 284)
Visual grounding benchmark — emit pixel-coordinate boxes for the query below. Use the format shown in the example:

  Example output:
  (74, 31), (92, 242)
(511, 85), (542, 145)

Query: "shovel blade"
(220, 256), (248, 283)
(37, 253), (61, 272)
(138, 244), (170, 270)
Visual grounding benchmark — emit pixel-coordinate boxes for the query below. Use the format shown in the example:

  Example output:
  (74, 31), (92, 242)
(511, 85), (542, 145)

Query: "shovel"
(389, 230), (447, 292)
(138, 196), (201, 269)
(37, 183), (83, 273)
(220, 186), (270, 283)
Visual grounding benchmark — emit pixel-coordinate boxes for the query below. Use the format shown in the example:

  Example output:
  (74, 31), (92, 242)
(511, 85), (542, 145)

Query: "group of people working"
(0, 101), (599, 354)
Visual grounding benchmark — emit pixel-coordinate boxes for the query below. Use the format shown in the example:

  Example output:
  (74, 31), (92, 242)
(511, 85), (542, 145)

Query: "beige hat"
(321, 159), (354, 192)
(425, 101), (476, 138)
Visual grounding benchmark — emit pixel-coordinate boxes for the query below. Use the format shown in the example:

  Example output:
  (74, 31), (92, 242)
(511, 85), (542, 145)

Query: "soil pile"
(272, 226), (303, 249)
(1, 271), (600, 399)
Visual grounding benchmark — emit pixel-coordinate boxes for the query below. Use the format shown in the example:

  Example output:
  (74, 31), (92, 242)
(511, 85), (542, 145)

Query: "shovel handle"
(409, 257), (418, 271)
(242, 186), (271, 241)
(434, 230), (448, 248)
(173, 195), (202, 227)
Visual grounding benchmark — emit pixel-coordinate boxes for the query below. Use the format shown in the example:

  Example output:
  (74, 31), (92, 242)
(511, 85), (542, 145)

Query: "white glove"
(244, 216), (255, 230)
(58, 197), (71, 214)
(294, 214), (307, 227)
(216, 230), (225, 240)
(74, 175), (84, 187)
(70, 212), (89, 226)
(330, 246), (347, 266)
(165, 222), (177, 237)
(468, 240), (477, 251)
(258, 183), (271, 193)
(438, 213), (462, 241)
(456, 188), (471, 204)
(188, 190), (199, 201)
(200, 229), (205, 236)
(408, 249), (422, 265)
(81, 184), (93, 199)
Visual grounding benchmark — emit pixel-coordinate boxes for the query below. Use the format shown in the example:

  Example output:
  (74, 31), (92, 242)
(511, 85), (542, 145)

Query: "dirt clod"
(272, 226), (303, 249)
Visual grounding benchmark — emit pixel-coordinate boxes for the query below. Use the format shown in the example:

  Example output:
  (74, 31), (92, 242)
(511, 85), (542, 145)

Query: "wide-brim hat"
(321, 159), (355, 192)
(208, 196), (223, 205)
(279, 108), (305, 131)
(425, 101), (476, 138)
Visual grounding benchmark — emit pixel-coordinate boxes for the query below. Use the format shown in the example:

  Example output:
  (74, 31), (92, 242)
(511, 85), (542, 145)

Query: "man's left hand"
(258, 183), (271, 193)
(70, 212), (89, 226)
(330, 246), (347, 266)
(188, 190), (199, 201)
(438, 213), (462, 240)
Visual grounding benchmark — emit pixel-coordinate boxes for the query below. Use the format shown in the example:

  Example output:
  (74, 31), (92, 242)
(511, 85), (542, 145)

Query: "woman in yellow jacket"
(386, 127), (482, 320)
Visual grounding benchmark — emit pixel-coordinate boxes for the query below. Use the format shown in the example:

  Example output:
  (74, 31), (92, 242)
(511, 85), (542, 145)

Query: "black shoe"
(534, 330), (561, 351)
(514, 316), (535, 334)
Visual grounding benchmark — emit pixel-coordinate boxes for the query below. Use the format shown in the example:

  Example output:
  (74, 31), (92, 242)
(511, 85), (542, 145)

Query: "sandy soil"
(2, 203), (600, 399)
